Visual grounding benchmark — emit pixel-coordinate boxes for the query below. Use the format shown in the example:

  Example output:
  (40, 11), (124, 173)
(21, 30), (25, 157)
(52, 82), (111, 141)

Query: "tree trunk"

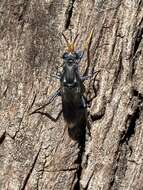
(0, 0), (143, 189)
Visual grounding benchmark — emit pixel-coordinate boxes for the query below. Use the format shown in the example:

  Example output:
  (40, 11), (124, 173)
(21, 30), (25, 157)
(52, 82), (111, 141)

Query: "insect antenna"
(82, 29), (94, 76)
(83, 28), (94, 50)
(69, 28), (72, 43)
(62, 31), (79, 53)
(62, 33), (69, 45)
(73, 34), (79, 45)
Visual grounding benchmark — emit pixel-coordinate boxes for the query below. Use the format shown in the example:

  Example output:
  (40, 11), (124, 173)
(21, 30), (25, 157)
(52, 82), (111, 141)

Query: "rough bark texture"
(0, 0), (143, 190)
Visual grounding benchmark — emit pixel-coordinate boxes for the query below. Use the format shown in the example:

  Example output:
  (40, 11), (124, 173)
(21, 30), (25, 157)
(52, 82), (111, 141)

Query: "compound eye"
(74, 53), (79, 59)
(72, 52), (82, 60)
(62, 52), (69, 59)
(76, 51), (83, 60)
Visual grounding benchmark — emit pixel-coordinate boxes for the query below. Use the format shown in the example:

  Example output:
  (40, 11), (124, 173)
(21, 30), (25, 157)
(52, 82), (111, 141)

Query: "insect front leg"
(81, 96), (87, 108)
(81, 70), (100, 81)
(50, 74), (61, 80)
(50, 71), (62, 80)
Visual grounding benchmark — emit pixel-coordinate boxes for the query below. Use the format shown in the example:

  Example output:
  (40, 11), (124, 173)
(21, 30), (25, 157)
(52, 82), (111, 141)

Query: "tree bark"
(0, 0), (143, 190)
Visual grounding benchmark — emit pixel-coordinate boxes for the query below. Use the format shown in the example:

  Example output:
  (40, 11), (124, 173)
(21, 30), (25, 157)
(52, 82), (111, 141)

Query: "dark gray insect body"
(60, 53), (86, 126)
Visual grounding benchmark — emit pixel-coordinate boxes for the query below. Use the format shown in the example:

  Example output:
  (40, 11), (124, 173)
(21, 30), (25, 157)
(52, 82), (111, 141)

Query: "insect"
(30, 31), (99, 138)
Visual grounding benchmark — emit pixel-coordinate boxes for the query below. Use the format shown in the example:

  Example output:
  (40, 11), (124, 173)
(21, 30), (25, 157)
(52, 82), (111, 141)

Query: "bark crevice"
(65, 0), (75, 30)
(132, 22), (143, 57)
(109, 90), (143, 189)
(0, 131), (6, 144)
(18, 0), (30, 22)
(20, 147), (41, 190)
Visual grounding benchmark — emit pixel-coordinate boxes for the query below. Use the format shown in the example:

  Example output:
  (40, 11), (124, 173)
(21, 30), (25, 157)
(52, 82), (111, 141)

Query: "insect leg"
(33, 109), (62, 122)
(86, 72), (100, 104)
(50, 74), (61, 80)
(81, 96), (87, 108)
(30, 88), (61, 115)
(81, 70), (100, 81)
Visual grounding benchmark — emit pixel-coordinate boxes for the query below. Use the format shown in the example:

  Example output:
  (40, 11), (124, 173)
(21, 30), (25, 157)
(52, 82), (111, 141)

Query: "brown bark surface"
(0, 0), (143, 189)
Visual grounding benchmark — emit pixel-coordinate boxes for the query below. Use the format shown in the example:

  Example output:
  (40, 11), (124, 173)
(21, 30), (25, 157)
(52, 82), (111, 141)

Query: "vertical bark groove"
(65, 0), (75, 30)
